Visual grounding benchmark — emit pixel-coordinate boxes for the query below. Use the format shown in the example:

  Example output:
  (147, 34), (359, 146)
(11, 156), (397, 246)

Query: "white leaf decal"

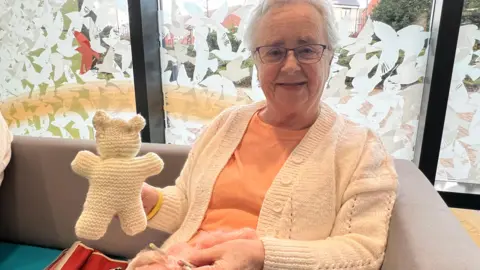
(161, 47), (177, 72)
(183, 1), (205, 18)
(66, 11), (85, 31)
(173, 44), (195, 64)
(163, 70), (173, 85)
(193, 46), (210, 83)
(373, 21), (399, 75)
(86, 28), (106, 55)
(352, 75), (382, 96)
(64, 65), (76, 83)
(347, 53), (378, 77)
(200, 74), (236, 97)
(219, 57), (249, 82)
(50, 52), (71, 81)
(245, 66), (266, 102)
(397, 25), (429, 58)
(469, 109), (480, 135)
(194, 26), (210, 53)
(210, 0), (228, 24)
(233, 5), (255, 41)
(343, 19), (374, 55)
(94, 3), (118, 31)
(25, 58), (52, 86)
(33, 47), (51, 67)
(45, 12), (64, 47)
(114, 40), (133, 72)
(103, 27), (120, 48)
(390, 57), (423, 85)
(177, 64), (194, 88)
(57, 32), (78, 58)
(457, 25), (478, 49)
(444, 142), (471, 180)
(96, 48), (118, 74)
(30, 33), (47, 52)
(466, 66), (480, 81)
(448, 82), (476, 113)
(443, 107), (460, 134)
(325, 68), (348, 98)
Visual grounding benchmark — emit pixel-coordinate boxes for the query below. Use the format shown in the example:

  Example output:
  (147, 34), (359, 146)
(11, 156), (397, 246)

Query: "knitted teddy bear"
(72, 111), (164, 240)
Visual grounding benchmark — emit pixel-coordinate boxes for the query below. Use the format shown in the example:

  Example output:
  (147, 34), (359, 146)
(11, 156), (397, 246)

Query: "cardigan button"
(281, 177), (292, 185)
(273, 202), (283, 213)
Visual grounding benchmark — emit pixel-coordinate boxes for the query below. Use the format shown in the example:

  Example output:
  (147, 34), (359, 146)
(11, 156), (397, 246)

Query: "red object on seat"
(45, 241), (129, 270)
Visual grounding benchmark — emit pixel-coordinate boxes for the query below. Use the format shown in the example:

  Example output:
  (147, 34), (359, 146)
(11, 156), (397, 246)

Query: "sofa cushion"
(383, 160), (480, 270)
(0, 242), (61, 269)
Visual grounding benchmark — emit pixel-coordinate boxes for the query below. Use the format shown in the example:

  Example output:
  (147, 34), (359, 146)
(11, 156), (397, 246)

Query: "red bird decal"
(74, 31), (101, 74)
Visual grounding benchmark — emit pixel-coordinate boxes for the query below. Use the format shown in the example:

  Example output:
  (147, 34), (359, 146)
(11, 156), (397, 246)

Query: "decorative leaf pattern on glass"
(161, 2), (430, 163)
(437, 24), (480, 184)
(0, 0), (136, 139)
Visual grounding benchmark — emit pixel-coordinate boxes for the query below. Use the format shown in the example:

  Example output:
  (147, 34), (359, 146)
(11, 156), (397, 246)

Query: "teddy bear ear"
(128, 114), (146, 133)
(93, 111), (110, 131)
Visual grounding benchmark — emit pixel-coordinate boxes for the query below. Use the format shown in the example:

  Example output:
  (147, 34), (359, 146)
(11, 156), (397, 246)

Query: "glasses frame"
(254, 44), (328, 64)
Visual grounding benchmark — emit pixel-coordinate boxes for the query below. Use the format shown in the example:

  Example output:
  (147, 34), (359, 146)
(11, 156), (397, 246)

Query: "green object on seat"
(0, 242), (62, 270)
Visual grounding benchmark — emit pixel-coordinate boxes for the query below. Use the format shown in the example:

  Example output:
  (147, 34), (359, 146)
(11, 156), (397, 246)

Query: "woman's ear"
(128, 115), (146, 133)
(93, 111), (110, 132)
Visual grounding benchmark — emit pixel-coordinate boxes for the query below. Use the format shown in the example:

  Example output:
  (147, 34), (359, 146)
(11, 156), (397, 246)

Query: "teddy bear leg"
(118, 205), (147, 236)
(75, 208), (114, 240)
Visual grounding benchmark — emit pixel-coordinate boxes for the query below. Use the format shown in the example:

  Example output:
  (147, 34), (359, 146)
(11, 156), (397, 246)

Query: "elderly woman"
(136, 0), (398, 269)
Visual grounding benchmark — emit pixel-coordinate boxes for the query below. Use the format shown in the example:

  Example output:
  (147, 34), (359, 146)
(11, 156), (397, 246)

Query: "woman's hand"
(141, 183), (159, 214)
(187, 239), (265, 270)
(191, 228), (258, 249)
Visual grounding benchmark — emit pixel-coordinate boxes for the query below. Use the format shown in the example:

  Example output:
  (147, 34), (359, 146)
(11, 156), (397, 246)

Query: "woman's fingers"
(187, 246), (222, 268)
(194, 228), (258, 249)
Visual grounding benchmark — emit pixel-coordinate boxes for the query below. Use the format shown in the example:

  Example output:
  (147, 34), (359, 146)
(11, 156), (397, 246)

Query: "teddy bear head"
(93, 111), (145, 159)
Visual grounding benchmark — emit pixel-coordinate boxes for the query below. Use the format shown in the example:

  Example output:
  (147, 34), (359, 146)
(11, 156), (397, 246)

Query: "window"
(435, 1), (480, 195)
(160, 0), (433, 162)
(0, 0), (135, 140)
(2, 0), (478, 207)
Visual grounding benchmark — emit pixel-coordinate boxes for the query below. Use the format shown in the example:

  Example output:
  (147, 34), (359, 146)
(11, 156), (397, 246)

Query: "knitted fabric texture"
(72, 111), (164, 240)
(147, 101), (399, 270)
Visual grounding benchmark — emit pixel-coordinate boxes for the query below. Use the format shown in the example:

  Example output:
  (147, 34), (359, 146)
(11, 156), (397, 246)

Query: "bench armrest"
(382, 160), (480, 270)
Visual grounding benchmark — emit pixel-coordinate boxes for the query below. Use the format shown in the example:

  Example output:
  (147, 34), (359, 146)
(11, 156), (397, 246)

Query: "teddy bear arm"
(139, 153), (164, 178)
(71, 151), (100, 178)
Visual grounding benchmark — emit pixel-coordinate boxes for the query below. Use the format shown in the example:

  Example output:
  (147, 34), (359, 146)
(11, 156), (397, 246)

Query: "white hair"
(243, 0), (339, 51)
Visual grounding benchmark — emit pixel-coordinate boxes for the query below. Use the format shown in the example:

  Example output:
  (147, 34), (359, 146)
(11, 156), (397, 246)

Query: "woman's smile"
(275, 81), (308, 90)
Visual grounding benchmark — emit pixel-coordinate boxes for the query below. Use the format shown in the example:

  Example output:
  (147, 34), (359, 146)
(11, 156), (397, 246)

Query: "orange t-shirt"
(190, 111), (308, 243)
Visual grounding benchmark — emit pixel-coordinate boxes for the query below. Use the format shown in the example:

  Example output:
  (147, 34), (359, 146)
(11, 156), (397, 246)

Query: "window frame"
(414, 0), (480, 210)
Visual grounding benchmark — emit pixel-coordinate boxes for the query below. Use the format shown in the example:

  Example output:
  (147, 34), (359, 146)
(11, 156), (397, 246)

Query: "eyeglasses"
(255, 44), (327, 64)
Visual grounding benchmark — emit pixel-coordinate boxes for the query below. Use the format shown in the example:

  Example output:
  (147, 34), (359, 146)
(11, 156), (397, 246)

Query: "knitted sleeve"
(260, 130), (398, 270)
(0, 113), (12, 187)
(147, 108), (235, 233)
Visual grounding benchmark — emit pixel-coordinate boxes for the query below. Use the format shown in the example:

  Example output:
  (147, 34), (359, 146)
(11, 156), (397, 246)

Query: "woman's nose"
(281, 50), (300, 74)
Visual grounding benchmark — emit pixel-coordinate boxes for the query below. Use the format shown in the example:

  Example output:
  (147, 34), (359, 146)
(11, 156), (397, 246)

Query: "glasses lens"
(295, 45), (324, 63)
(258, 47), (286, 63)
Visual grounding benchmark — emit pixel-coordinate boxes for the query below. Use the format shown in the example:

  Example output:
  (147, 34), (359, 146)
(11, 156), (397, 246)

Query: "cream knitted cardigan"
(0, 113), (12, 186)
(148, 101), (398, 270)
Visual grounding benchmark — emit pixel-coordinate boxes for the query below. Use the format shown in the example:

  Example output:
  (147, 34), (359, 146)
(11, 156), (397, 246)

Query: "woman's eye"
(298, 47), (315, 54)
(267, 49), (282, 56)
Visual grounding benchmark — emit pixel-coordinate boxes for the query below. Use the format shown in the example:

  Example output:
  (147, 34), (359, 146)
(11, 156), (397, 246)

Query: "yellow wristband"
(147, 189), (164, 220)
